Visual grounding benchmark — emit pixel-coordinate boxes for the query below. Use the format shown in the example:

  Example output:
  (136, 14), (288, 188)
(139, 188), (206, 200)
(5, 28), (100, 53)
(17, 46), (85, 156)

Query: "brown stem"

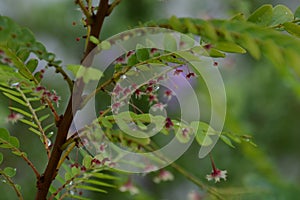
(0, 170), (24, 200)
(35, 1), (110, 199)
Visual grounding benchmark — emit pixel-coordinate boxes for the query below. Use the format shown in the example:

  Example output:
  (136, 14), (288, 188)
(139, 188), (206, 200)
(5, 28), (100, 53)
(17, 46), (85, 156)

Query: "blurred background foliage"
(1, 0), (300, 199)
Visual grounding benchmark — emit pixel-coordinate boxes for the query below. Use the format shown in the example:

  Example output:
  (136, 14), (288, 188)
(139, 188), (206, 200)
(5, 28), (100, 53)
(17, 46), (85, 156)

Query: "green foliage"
(1, 2), (300, 199)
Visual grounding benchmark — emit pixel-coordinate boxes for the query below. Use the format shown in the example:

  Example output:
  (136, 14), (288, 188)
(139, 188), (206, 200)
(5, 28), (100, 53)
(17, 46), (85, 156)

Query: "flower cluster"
(153, 169), (174, 183)
(6, 112), (23, 124)
(35, 86), (61, 107)
(119, 179), (139, 195)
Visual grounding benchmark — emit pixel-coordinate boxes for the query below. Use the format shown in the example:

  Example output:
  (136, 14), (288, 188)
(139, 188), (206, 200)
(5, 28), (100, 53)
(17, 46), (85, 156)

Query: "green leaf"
(64, 172), (72, 181)
(202, 21), (218, 41)
(67, 65), (103, 84)
(127, 54), (138, 66)
(283, 22), (300, 37)
(71, 166), (81, 176)
(9, 106), (31, 118)
(295, 6), (300, 19)
(220, 135), (235, 148)
(90, 172), (119, 180)
(82, 155), (93, 169)
(19, 118), (38, 128)
(99, 40), (111, 50)
(262, 39), (284, 67)
(163, 34), (177, 52)
(28, 127), (41, 136)
(207, 48), (226, 58)
(270, 5), (294, 26)
(184, 18), (198, 34)
(99, 117), (113, 129)
(81, 179), (115, 188)
(9, 136), (19, 148)
(39, 114), (50, 122)
(0, 128), (10, 142)
(136, 47), (149, 62)
(66, 195), (90, 200)
(75, 185), (107, 193)
(191, 121), (213, 146)
(236, 34), (261, 59)
(247, 4), (273, 26)
(169, 15), (185, 32)
(3, 92), (27, 106)
(26, 59), (38, 73)
(90, 36), (100, 45)
(0, 86), (21, 97)
(0, 153), (3, 165)
(214, 42), (246, 53)
(3, 167), (16, 177)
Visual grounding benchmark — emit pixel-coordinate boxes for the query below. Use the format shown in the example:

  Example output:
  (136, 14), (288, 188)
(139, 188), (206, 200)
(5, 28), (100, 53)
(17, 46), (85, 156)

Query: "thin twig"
(107, 0), (122, 16)
(75, 0), (92, 18)
(48, 62), (74, 92)
(17, 87), (51, 159)
(0, 170), (24, 200)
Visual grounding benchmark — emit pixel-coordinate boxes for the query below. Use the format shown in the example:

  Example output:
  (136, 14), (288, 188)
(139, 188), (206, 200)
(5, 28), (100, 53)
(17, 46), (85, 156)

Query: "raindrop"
(10, 82), (19, 88)
(121, 75), (127, 80)
(153, 85), (160, 91)
(47, 139), (52, 147)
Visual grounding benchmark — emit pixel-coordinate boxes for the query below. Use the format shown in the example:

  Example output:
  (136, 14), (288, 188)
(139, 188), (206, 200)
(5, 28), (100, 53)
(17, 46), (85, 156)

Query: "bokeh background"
(1, 0), (300, 199)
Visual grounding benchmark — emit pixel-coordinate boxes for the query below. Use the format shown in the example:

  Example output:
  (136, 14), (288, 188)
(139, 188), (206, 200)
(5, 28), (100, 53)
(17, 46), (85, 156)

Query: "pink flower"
(119, 179), (139, 195)
(153, 169), (174, 183)
(111, 101), (123, 113)
(174, 68), (183, 75)
(206, 154), (227, 183)
(186, 72), (196, 79)
(6, 112), (23, 124)
(164, 89), (174, 101)
(112, 84), (123, 97)
(151, 103), (166, 112)
(123, 87), (131, 96)
(134, 89), (143, 99)
(148, 94), (158, 105)
(126, 50), (135, 57)
(165, 117), (174, 129)
(188, 190), (203, 200)
(99, 142), (107, 153)
(182, 128), (190, 138)
(206, 169), (227, 183)
(143, 164), (159, 174)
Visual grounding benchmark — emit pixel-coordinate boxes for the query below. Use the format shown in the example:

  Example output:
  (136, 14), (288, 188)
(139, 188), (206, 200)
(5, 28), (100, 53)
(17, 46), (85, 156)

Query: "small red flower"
(203, 44), (212, 50)
(91, 158), (101, 165)
(174, 68), (183, 75)
(206, 154), (227, 183)
(153, 169), (174, 183)
(164, 89), (174, 101)
(186, 72), (196, 79)
(165, 117), (174, 129)
(6, 112), (23, 124)
(119, 179), (139, 195)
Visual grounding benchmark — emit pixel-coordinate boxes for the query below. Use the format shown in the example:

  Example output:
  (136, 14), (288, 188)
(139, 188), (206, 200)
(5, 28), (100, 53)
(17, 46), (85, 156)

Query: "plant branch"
(107, 0), (122, 16)
(14, 148), (40, 179)
(17, 87), (51, 159)
(75, 0), (92, 18)
(82, 0), (109, 63)
(0, 169), (24, 200)
(35, 0), (112, 199)
(48, 62), (74, 92)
